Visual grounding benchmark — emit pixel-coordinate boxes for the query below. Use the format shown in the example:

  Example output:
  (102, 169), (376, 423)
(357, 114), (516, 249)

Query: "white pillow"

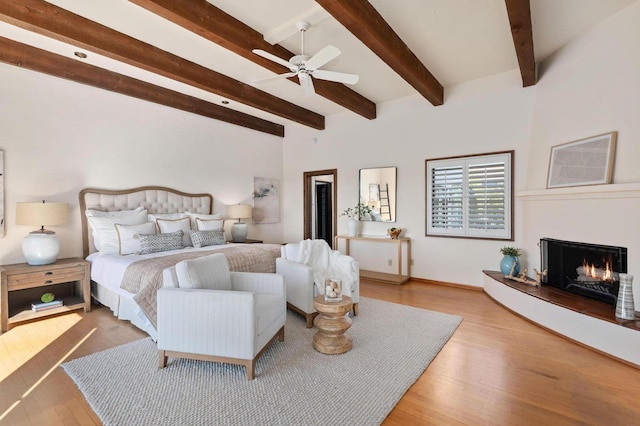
(175, 253), (231, 290)
(115, 221), (156, 255)
(195, 218), (224, 231)
(185, 212), (222, 229)
(86, 208), (148, 253)
(148, 212), (188, 223)
(157, 217), (192, 247)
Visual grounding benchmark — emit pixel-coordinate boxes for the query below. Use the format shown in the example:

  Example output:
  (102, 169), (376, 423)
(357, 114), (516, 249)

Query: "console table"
(335, 235), (411, 284)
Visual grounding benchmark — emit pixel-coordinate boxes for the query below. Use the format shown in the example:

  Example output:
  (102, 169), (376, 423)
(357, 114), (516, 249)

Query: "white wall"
(282, 1), (640, 292)
(283, 70), (535, 287)
(0, 63), (283, 265)
(521, 1), (640, 305)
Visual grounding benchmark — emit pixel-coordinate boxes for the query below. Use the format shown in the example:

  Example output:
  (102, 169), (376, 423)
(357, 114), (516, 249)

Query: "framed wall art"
(253, 177), (280, 224)
(547, 132), (617, 189)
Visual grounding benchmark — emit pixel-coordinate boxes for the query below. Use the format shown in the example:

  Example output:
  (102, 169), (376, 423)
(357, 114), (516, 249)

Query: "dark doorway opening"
(303, 169), (337, 247)
(315, 181), (333, 247)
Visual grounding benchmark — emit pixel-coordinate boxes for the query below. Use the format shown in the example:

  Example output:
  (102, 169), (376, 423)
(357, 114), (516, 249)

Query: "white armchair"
(157, 253), (286, 380)
(276, 240), (359, 328)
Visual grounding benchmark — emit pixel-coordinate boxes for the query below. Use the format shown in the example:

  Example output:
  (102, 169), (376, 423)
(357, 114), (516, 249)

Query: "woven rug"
(62, 297), (462, 426)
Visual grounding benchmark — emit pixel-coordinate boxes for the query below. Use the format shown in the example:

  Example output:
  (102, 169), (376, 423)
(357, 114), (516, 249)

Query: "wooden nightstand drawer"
(7, 268), (85, 290)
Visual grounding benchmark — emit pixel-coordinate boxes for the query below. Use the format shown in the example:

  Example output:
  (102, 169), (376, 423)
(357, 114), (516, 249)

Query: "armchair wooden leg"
(158, 350), (168, 368)
(353, 302), (359, 316)
(246, 360), (255, 380)
(305, 312), (318, 328)
(278, 326), (285, 342)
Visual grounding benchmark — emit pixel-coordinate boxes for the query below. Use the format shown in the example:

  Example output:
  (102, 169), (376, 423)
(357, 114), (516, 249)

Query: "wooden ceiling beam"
(128, 0), (376, 120)
(0, 0), (324, 130)
(0, 36), (284, 136)
(505, 0), (537, 87)
(315, 0), (443, 106)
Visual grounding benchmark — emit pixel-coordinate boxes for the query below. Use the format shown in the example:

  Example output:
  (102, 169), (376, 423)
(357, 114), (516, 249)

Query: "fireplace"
(540, 238), (628, 305)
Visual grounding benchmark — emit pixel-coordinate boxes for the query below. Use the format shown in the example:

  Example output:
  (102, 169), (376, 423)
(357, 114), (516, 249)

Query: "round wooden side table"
(312, 295), (353, 354)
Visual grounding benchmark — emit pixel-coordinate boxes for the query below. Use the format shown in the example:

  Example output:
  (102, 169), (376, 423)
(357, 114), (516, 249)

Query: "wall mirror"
(359, 166), (396, 222)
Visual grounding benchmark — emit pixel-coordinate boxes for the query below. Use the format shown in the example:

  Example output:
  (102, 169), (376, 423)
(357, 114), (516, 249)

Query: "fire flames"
(582, 259), (613, 282)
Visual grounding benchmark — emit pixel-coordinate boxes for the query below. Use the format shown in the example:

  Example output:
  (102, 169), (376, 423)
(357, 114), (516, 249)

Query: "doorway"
(304, 169), (337, 248)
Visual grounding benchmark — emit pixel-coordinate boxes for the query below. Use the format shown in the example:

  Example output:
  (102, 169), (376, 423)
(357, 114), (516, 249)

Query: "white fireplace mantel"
(516, 182), (640, 201)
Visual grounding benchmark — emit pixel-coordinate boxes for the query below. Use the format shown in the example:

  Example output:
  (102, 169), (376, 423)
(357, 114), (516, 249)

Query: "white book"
(32, 300), (63, 312)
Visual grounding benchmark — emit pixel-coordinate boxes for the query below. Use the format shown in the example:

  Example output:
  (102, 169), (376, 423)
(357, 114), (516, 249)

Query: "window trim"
(425, 150), (514, 241)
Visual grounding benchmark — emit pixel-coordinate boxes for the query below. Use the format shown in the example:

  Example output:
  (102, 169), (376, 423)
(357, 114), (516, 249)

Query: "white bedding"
(87, 244), (246, 338)
(88, 244), (246, 294)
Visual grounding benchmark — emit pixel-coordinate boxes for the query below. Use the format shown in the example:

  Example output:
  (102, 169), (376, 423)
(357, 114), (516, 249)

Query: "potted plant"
(500, 246), (522, 276)
(341, 203), (372, 236)
(387, 227), (402, 239)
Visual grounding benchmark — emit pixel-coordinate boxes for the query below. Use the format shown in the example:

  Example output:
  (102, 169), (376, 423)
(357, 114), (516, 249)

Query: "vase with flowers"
(499, 246), (522, 276)
(341, 203), (372, 236)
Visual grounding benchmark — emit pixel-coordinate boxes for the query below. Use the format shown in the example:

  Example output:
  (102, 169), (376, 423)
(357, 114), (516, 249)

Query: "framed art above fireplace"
(547, 132), (617, 189)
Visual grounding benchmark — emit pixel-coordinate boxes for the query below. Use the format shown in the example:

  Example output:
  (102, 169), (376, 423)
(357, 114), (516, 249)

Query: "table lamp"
(227, 204), (252, 243)
(16, 200), (69, 265)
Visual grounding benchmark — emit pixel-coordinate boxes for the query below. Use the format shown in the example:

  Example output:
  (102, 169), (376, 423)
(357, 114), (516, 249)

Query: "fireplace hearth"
(540, 238), (628, 305)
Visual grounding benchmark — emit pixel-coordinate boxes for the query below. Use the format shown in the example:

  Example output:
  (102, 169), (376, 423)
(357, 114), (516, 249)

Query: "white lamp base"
(22, 232), (60, 265)
(231, 223), (248, 243)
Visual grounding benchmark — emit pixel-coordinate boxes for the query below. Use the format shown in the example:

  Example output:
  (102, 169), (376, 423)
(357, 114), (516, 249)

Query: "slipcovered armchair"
(157, 253), (285, 380)
(276, 239), (359, 328)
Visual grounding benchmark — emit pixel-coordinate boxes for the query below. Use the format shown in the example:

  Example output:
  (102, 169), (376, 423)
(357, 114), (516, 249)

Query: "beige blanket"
(123, 244), (281, 328)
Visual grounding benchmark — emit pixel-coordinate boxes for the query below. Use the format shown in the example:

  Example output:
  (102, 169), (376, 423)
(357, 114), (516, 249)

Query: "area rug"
(62, 297), (462, 426)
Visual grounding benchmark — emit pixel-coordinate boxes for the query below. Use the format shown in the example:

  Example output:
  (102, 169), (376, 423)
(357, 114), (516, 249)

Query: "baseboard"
(409, 277), (483, 292)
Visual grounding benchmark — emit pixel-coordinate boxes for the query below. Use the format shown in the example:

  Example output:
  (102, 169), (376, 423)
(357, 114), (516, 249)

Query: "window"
(426, 151), (513, 240)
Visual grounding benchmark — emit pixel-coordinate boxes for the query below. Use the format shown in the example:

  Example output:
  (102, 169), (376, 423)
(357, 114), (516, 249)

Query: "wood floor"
(1, 279), (639, 425)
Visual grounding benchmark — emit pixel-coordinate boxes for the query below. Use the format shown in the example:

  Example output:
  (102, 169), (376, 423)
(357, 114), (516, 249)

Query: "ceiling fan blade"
(311, 69), (359, 85)
(252, 72), (297, 84)
(252, 49), (294, 70)
(306, 45), (341, 70)
(299, 73), (315, 97)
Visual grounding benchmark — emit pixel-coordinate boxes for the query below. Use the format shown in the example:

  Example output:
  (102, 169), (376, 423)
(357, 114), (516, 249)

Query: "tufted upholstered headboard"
(79, 186), (213, 258)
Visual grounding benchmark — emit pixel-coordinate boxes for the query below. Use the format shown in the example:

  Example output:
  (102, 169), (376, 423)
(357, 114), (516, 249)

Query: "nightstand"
(0, 257), (91, 333)
(240, 239), (263, 244)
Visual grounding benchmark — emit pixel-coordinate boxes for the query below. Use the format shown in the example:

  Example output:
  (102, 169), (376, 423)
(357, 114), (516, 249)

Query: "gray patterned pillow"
(139, 230), (184, 254)
(190, 230), (226, 248)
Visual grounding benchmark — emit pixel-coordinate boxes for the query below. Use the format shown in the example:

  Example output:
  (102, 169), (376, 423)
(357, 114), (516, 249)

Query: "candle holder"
(324, 278), (343, 302)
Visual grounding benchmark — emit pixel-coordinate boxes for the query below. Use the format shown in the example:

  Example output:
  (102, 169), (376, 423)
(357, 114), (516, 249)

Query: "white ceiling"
(0, 0), (637, 128)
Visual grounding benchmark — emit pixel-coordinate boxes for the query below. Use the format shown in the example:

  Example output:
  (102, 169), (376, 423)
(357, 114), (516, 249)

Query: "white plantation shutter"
(426, 152), (512, 239)
(430, 165), (464, 231)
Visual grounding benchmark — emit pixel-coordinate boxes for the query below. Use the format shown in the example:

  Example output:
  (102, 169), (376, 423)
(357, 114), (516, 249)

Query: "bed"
(79, 186), (281, 338)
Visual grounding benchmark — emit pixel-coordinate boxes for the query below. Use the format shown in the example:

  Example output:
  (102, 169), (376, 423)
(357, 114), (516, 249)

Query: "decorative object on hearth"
(504, 268), (538, 286)
(324, 278), (343, 302)
(499, 246), (521, 277)
(547, 131), (617, 189)
(16, 200), (68, 265)
(534, 268), (547, 286)
(615, 273), (635, 320)
(341, 203), (372, 237)
(387, 227), (402, 239)
(227, 204), (252, 243)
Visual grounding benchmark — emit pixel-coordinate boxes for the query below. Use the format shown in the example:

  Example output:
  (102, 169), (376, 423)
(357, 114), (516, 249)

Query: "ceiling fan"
(252, 21), (359, 97)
